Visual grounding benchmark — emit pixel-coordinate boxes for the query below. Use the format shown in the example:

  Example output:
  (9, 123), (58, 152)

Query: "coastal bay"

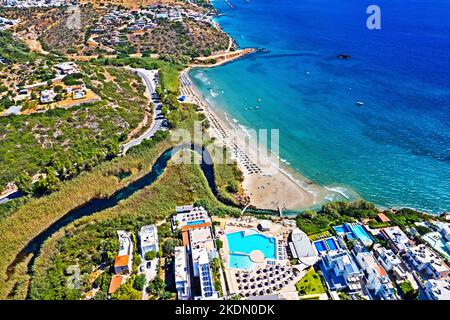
(189, 0), (450, 214)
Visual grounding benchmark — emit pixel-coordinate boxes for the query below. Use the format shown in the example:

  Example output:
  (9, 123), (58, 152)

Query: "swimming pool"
(351, 225), (373, 245)
(326, 238), (339, 251)
(228, 253), (255, 270)
(187, 219), (206, 226)
(333, 225), (346, 234)
(314, 240), (327, 253)
(226, 230), (276, 269)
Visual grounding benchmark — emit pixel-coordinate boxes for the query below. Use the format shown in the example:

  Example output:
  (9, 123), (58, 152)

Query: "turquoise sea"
(190, 0), (450, 213)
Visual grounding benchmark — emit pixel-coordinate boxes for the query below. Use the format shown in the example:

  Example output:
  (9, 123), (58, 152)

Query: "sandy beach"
(179, 69), (329, 211)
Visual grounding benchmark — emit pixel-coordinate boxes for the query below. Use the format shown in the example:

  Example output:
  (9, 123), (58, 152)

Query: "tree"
(399, 281), (418, 300)
(33, 172), (61, 195)
(145, 250), (157, 261)
(226, 180), (239, 193)
(133, 274), (146, 291)
(146, 276), (166, 296)
(15, 172), (33, 195)
(162, 239), (177, 257)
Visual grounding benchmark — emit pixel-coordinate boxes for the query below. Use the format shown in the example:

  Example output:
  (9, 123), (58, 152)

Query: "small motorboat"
(356, 101), (364, 106)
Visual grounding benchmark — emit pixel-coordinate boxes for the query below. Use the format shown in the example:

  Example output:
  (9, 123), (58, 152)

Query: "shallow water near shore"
(190, 0), (450, 213)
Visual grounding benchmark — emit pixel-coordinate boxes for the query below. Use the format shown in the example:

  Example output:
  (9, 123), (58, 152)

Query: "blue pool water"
(187, 219), (206, 226)
(326, 238), (339, 251)
(333, 226), (346, 234)
(314, 240), (327, 253)
(229, 252), (254, 270)
(347, 233), (355, 241)
(351, 225), (373, 245)
(191, 0), (450, 213)
(226, 231), (276, 269)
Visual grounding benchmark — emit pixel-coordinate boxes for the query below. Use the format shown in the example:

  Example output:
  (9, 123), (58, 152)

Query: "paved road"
(0, 190), (21, 205)
(122, 68), (168, 154)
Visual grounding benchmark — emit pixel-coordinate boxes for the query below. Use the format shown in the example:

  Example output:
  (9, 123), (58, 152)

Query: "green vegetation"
(144, 251), (157, 261)
(133, 274), (146, 291)
(296, 200), (377, 235)
(26, 151), (239, 299)
(399, 281), (418, 300)
(385, 208), (433, 229)
(210, 257), (223, 296)
(295, 267), (326, 296)
(94, 56), (184, 93)
(0, 31), (33, 64)
(415, 225), (432, 236)
(0, 64), (147, 191)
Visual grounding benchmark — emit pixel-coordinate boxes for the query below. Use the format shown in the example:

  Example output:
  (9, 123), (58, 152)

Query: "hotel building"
(172, 205), (220, 300)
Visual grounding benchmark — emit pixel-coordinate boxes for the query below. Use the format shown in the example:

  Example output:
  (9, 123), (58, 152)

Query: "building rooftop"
(174, 246), (188, 283)
(381, 226), (410, 251)
(117, 230), (132, 256)
(289, 228), (317, 266)
(408, 244), (449, 273)
(114, 255), (129, 268)
(425, 279), (450, 300)
(140, 224), (158, 247)
(108, 275), (124, 294)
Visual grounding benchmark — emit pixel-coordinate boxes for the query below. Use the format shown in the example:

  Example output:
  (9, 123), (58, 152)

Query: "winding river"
(6, 144), (283, 298)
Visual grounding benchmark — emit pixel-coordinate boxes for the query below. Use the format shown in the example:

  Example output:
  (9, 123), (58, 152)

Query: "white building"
(40, 89), (56, 103)
(174, 246), (191, 300)
(373, 244), (407, 281)
(172, 205), (211, 230)
(321, 249), (364, 293)
(406, 244), (450, 279)
(114, 230), (133, 275)
(55, 62), (78, 75)
(191, 248), (220, 300)
(172, 205), (220, 300)
(139, 225), (158, 256)
(424, 278), (450, 300)
(373, 244), (401, 271)
(289, 228), (318, 268)
(355, 251), (397, 300)
(433, 221), (450, 242)
(380, 226), (411, 254)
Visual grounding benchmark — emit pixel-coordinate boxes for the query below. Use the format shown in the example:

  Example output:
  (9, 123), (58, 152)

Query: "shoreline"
(180, 68), (333, 211)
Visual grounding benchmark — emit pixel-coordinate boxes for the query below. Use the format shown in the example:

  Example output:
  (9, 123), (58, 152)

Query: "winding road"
(121, 68), (168, 154)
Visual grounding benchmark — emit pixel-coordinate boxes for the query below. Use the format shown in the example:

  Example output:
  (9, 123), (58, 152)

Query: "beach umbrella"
(252, 292), (257, 296)
(259, 290), (264, 295)
(245, 293), (250, 297)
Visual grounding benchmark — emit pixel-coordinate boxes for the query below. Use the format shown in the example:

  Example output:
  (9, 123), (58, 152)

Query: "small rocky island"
(337, 54), (352, 59)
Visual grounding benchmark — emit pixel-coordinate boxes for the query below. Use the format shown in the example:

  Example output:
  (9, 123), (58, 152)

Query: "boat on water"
(356, 101), (364, 106)
(305, 71), (310, 75)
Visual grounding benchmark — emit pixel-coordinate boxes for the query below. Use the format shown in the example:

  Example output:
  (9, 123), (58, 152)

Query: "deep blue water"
(190, 0), (450, 213)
